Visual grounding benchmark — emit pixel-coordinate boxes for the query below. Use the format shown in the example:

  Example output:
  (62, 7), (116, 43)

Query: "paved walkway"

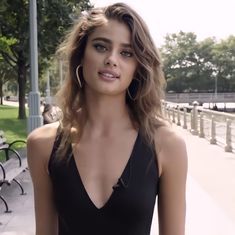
(0, 125), (235, 235)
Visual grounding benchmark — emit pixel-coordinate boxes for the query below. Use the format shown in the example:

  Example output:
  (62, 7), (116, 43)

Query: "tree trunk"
(17, 53), (26, 119)
(0, 78), (3, 105)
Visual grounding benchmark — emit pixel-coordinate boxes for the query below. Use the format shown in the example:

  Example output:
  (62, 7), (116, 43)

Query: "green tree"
(0, 56), (18, 105)
(160, 32), (235, 93)
(0, 36), (17, 104)
(161, 31), (200, 92)
(212, 35), (235, 92)
(0, 0), (92, 119)
(195, 37), (216, 92)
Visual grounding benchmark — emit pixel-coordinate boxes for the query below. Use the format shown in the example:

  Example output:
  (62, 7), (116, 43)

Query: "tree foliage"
(212, 36), (235, 92)
(0, 36), (17, 104)
(0, 54), (16, 105)
(161, 32), (235, 93)
(0, 0), (92, 119)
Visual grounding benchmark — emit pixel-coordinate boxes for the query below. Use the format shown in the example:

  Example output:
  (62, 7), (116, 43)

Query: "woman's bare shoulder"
(154, 125), (188, 175)
(27, 122), (60, 162)
(155, 125), (186, 151)
(27, 122), (59, 144)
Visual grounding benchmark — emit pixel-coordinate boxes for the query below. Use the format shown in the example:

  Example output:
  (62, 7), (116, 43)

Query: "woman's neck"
(82, 91), (133, 137)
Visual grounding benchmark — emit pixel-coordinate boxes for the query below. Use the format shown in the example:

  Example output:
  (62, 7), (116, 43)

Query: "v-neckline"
(71, 131), (140, 211)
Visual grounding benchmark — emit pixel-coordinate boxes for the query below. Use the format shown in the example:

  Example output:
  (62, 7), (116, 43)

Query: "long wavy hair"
(56, 2), (167, 158)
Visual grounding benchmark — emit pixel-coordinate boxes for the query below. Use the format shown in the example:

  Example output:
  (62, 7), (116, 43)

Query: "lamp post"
(27, 0), (43, 133)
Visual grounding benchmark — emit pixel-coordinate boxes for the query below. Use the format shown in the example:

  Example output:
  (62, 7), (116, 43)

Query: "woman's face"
(82, 19), (138, 97)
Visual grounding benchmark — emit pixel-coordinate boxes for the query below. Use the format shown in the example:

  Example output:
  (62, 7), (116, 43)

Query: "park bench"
(0, 130), (27, 213)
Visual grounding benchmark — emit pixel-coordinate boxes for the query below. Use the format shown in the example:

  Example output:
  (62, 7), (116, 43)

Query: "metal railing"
(163, 101), (235, 152)
(165, 92), (235, 104)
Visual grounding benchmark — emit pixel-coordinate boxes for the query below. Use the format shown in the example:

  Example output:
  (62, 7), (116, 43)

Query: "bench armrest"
(8, 139), (26, 149)
(0, 162), (6, 180)
(0, 147), (22, 166)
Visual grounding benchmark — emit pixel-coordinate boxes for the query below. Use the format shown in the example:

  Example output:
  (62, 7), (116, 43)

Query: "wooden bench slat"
(0, 139), (7, 145)
(1, 167), (25, 183)
(0, 144), (8, 149)
(0, 129), (27, 213)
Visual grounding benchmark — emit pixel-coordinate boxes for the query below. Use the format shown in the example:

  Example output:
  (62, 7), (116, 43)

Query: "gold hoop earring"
(76, 65), (83, 88)
(127, 89), (137, 100)
(127, 78), (141, 101)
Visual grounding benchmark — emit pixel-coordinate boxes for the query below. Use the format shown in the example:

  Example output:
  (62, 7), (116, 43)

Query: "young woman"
(27, 3), (188, 235)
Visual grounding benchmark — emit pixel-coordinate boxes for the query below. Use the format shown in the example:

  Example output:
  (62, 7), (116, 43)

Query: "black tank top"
(48, 131), (159, 235)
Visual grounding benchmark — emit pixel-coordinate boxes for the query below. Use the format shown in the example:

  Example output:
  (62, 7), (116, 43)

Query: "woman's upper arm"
(155, 127), (188, 235)
(27, 126), (58, 235)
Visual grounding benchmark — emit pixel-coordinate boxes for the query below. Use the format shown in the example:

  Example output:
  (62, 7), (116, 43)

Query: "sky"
(90, 0), (235, 46)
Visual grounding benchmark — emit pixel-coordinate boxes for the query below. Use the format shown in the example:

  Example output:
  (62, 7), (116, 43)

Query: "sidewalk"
(0, 125), (235, 234)
(177, 125), (235, 222)
(0, 171), (34, 235)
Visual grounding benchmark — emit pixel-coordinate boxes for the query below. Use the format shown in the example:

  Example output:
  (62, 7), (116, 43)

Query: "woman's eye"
(94, 44), (107, 52)
(121, 50), (133, 57)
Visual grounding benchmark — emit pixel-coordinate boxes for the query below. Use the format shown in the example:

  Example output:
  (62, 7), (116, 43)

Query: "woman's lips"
(98, 70), (120, 81)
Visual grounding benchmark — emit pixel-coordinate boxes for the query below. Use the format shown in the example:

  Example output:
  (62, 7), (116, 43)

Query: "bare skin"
(155, 126), (188, 235)
(27, 19), (187, 235)
(27, 123), (59, 235)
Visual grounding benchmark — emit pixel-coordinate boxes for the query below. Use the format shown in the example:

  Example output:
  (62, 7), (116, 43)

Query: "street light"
(27, 0), (43, 133)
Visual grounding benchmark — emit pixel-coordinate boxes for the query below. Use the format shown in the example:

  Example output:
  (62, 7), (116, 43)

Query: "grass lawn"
(0, 105), (27, 161)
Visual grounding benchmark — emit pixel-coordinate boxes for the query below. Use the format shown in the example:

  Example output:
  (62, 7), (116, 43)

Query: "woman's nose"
(104, 52), (118, 67)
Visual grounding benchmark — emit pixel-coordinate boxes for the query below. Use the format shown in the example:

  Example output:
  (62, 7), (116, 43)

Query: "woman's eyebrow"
(92, 37), (132, 48)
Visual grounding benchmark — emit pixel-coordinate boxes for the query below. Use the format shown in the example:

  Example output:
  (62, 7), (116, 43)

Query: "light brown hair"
(56, 2), (166, 158)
